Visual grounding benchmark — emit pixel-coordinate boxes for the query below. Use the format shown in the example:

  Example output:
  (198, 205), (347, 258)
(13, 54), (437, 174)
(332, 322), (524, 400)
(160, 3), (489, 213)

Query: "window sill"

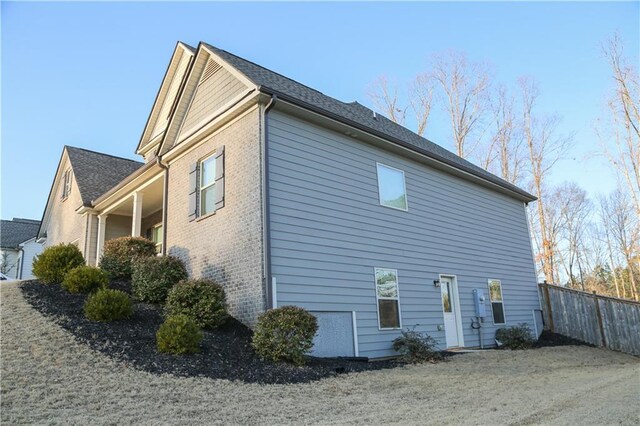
(195, 210), (216, 222)
(379, 203), (408, 212)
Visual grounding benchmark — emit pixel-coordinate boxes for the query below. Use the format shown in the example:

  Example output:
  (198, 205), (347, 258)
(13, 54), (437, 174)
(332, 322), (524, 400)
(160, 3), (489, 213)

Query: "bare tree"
(487, 85), (524, 183)
(368, 76), (407, 126)
(0, 252), (16, 276)
(598, 33), (640, 215)
(556, 182), (591, 290)
(600, 188), (639, 301)
(520, 77), (573, 284)
(430, 51), (491, 159)
(409, 73), (435, 137)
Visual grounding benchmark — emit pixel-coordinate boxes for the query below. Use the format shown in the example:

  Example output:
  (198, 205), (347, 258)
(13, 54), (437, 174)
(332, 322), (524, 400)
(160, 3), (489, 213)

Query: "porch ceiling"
(106, 178), (163, 217)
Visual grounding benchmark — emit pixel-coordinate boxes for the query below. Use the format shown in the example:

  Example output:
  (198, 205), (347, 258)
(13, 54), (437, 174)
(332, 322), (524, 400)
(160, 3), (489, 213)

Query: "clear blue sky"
(2, 1), (638, 220)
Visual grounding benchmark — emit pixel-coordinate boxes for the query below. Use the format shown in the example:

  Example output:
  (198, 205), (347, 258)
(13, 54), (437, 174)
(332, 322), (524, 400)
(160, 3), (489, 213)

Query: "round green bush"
(165, 279), (228, 329)
(252, 306), (318, 366)
(99, 236), (157, 280)
(32, 243), (85, 284)
(132, 256), (188, 304)
(156, 314), (202, 354)
(495, 323), (535, 350)
(84, 288), (133, 322)
(62, 266), (108, 294)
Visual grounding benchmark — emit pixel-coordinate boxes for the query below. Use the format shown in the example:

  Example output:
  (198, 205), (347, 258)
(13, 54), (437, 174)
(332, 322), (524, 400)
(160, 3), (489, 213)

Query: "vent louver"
(199, 59), (222, 85)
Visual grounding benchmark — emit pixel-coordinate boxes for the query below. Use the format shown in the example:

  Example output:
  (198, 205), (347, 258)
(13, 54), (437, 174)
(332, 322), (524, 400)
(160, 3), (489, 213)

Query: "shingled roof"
(1, 218), (40, 249)
(202, 43), (535, 201)
(65, 146), (143, 206)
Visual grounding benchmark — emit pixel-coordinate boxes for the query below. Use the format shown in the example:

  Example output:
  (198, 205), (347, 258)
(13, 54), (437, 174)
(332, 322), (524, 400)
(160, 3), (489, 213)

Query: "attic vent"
(200, 59), (222, 85)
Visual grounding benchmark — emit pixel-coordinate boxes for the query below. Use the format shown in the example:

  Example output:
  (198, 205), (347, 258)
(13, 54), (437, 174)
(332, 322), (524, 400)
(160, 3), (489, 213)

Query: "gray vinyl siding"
(268, 110), (540, 359)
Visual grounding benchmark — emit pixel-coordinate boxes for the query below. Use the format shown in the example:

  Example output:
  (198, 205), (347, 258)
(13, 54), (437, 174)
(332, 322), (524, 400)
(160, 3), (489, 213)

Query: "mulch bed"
(19, 280), (399, 384)
(533, 330), (595, 348)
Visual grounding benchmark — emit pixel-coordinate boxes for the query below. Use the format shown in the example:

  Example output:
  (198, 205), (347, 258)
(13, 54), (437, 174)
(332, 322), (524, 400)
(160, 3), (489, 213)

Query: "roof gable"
(66, 146), (143, 205)
(200, 43), (535, 202)
(1, 218), (40, 249)
(158, 44), (257, 155)
(136, 42), (196, 157)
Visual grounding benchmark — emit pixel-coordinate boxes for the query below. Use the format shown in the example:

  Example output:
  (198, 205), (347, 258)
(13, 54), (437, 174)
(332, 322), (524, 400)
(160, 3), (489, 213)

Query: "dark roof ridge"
(65, 145), (143, 165)
(201, 42), (325, 96)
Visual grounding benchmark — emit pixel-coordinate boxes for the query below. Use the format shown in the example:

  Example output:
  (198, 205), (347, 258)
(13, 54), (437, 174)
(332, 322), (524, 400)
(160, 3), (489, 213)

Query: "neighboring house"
(0, 218), (43, 280)
(38, 42), (540, 358)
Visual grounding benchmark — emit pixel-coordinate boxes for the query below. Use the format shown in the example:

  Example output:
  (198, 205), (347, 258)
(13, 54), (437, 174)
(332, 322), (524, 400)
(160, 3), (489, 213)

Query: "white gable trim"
(137, 43), (195, 156)
(158, 44), (258, 156)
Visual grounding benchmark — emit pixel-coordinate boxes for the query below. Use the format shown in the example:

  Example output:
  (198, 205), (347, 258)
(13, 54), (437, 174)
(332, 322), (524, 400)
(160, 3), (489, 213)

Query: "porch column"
(84, 213), (95, 265)
(132, 191), (143, 237)
(96, 214), (108, 264)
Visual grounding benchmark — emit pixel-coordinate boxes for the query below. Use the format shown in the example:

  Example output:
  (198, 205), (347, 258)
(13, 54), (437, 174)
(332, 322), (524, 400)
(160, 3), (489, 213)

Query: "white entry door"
(440, 276), (461, 348)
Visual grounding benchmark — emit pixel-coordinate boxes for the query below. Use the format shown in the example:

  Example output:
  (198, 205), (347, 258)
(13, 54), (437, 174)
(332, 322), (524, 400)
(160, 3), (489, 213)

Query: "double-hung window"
(375, 268), (401, 329)
(488, 279), (506, 325)
(61, 169), (72, 200)
(188, 147), (225, 222)
(376, 163), (408, 211)
(199, 154), (217, 216)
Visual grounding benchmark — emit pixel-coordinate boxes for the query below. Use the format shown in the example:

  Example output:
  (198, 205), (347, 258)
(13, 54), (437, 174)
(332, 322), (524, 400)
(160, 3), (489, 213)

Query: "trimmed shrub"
(132, 256), (188, 304)
(156, 314), (202, 354)
(165, 279), (228, 329)
(99, 236), (157, 280)
(84, 288), (133, 322)
(32, 243), (85, 284)
(392, 329), (443, 363)
(495, 323), (535, 350)
(62, 265), (108, 294)
(252, 306), (318, 366)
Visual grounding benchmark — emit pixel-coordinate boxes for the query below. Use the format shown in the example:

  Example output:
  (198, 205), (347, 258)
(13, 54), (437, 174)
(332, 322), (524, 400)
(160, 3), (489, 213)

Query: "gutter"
(256, 86), (536, 202)
(262, 95), (277, 309)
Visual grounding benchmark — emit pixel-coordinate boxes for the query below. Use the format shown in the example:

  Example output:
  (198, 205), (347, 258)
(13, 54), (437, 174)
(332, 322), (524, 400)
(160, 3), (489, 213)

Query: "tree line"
(369, 33), (639, 300)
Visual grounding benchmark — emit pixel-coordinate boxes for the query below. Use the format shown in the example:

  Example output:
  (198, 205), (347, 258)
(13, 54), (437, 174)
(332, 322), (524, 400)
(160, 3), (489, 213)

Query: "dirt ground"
(2, 282), (639, 425)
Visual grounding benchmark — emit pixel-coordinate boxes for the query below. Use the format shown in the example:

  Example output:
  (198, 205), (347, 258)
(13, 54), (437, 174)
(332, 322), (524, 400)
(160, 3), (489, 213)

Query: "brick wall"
(165, 107), (265, 326)
(44, 156), (89, 256)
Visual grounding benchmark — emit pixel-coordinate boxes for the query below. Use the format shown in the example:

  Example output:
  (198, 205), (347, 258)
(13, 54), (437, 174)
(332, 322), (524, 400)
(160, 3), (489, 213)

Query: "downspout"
(18, 247), (25, 280)
(262, 95), (277, 308)
(156, 155), (169, 256)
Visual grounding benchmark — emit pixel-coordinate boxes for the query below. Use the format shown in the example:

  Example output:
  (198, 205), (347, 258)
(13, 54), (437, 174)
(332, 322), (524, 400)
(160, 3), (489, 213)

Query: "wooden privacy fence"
(539, 283), (640, 356)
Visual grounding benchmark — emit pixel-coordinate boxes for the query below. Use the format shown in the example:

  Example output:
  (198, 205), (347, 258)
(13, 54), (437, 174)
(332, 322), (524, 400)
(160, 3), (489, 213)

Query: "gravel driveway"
(2, 282), (639, 425)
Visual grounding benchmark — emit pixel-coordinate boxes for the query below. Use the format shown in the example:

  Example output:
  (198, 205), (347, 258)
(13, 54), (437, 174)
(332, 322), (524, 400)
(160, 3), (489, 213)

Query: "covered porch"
(86, 165), (165, 265)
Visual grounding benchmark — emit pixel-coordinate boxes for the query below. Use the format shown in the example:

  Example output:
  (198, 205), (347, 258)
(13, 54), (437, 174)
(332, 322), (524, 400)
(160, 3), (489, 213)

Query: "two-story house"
(38, 41), (540, 358)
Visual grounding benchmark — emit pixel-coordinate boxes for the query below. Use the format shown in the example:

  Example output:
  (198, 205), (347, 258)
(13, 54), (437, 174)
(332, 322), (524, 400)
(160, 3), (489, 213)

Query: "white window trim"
(376, 162), (408, 212)
(149, 223), (163, 254)
(488, 279), (507, 325)
(199, 152), (216, 216)
(374, 267), (402, 330)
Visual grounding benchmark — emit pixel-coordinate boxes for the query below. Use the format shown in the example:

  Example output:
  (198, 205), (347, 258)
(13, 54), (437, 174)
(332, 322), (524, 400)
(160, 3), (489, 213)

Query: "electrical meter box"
(472, 289), (487, 318)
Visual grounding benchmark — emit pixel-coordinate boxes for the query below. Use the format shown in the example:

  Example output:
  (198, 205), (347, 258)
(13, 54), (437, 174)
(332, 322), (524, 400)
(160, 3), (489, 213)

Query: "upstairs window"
(199, 154), (217, 216)
(61, 169), (72, 200)
(375, 268), (401, 329)
(376, 163), (407, 211)
(187, 147), (225, 222)
(488, 279), (506, 325)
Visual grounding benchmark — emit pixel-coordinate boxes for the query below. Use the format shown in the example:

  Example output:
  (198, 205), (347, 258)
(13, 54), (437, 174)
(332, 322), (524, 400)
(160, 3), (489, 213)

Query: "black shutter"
(188, 162), (199, 221)
(214, 146), (225, 211)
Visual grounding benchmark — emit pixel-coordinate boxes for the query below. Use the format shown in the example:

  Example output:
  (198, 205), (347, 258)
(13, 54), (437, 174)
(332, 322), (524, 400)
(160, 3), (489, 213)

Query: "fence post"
(543, 284), (555, 333)
(593, 291), (607, 348)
